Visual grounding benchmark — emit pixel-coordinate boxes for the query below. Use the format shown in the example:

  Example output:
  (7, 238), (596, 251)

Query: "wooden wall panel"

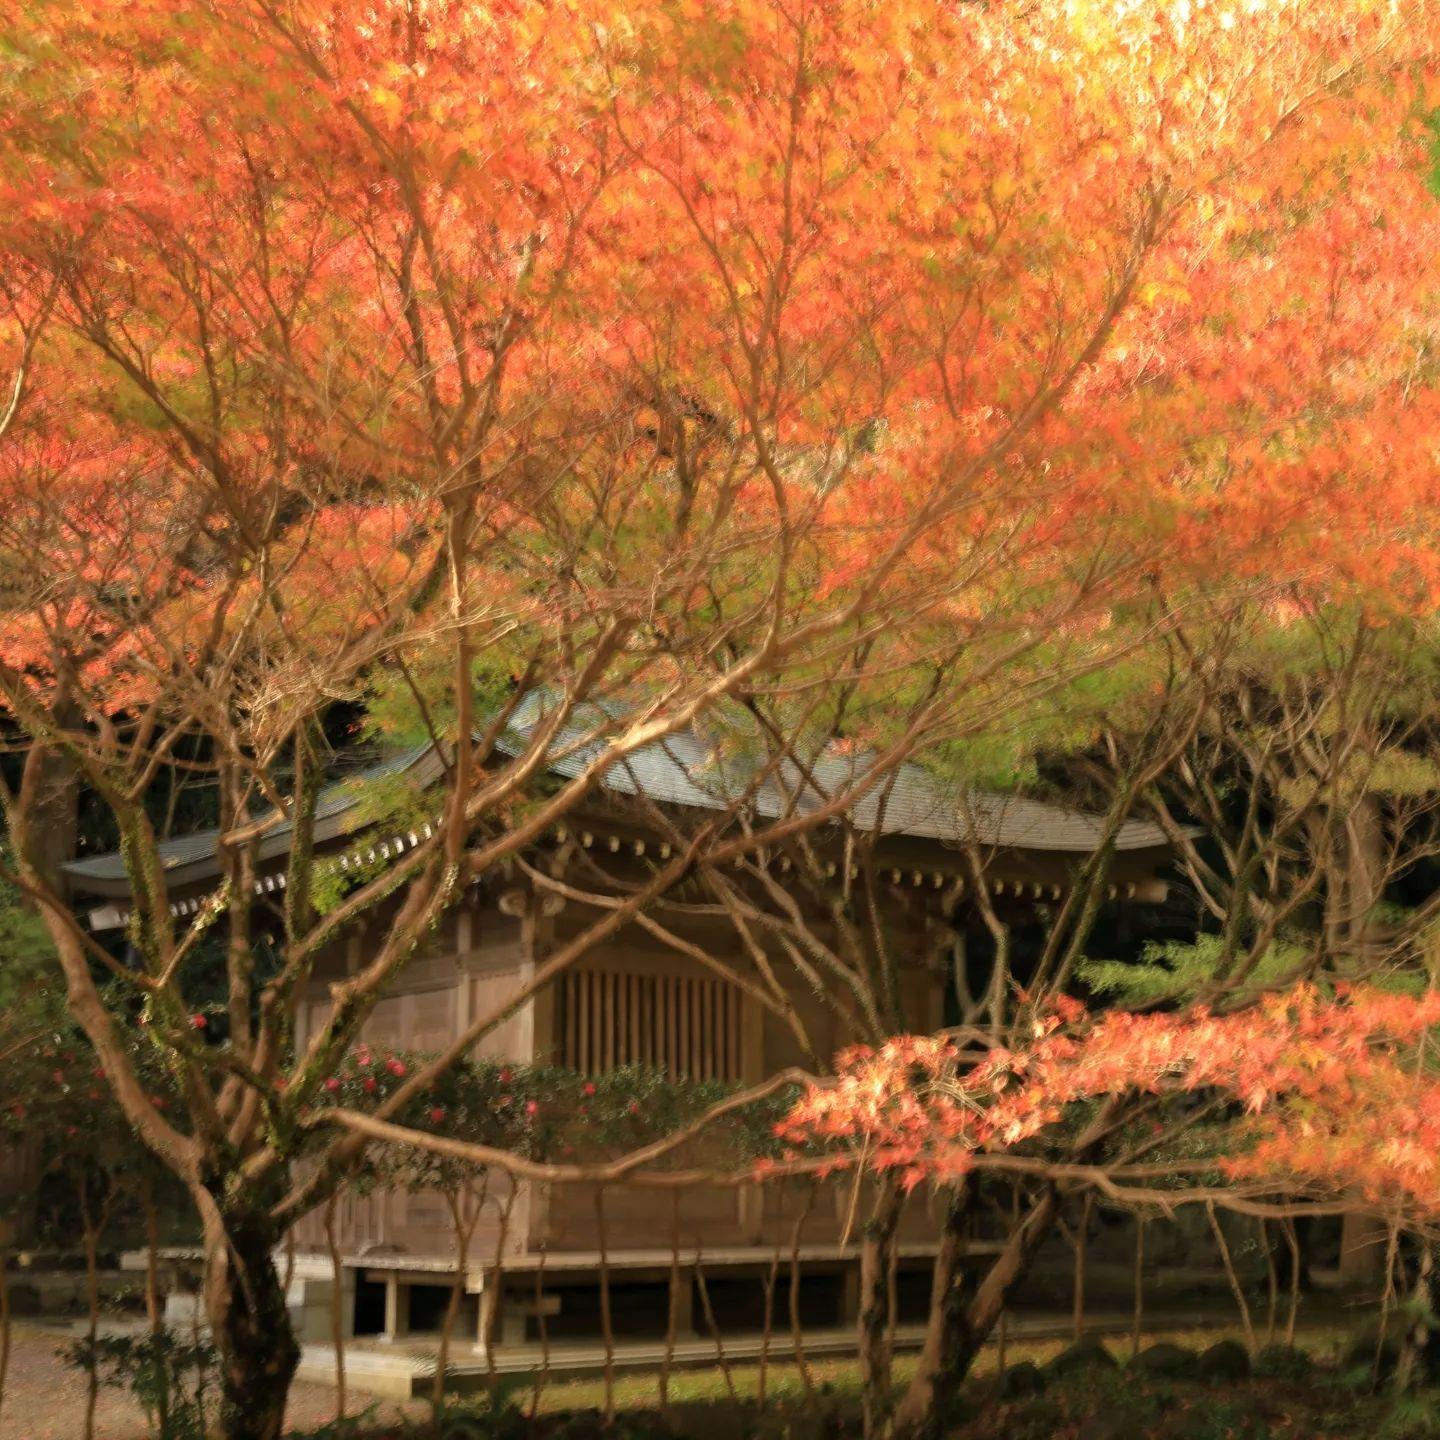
(556, 968), (743, 1080)
(467, 967), (536, 1062)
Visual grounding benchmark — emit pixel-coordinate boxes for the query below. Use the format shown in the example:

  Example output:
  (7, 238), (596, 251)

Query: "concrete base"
(296, 1323), (929, 1400)
(293, 1307), (1248, 1401)
(163, 1291), (209, 1334)
(287, 1268), (357, 1345)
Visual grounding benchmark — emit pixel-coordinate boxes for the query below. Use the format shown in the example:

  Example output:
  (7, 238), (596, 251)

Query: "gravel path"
(0, 1326), (425, 1440)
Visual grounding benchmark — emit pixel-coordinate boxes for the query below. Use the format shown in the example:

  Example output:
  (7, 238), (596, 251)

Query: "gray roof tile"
(501, 711), (1169, 853)
(63, 712), (1170, 893)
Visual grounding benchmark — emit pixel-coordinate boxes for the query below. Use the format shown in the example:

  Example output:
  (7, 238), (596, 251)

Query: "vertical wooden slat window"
(558, 970), (742, 1080)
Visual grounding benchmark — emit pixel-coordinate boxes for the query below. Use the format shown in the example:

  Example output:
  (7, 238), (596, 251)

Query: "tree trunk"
(1262, 1220), (1279, 1346)
(660, 1190), (681, 1414)
(1282, 1216), (1301, 1344)
(0, 1246), (11, 1429)
(892, 1187), (970, 1435)
(142, 1182), (169, 1437)
(77, 1176), (116, 1440)
(24, 700), (81, 896)
(81, 1221), (101, 1440)
(1396, 1239), (1434, 1392)
(434, 1188), (466, 1408)
(322, 1195), (346, 1421)
(204, 1205), (299, 1440)
(594, 1186), (615, 1426)
(1072, 1192), (1093, 1339)
(759, 1243), (780, 1409)
(789, 1189), (817, 1407)
(893, 1185), (1059, 1439)
(143, 1183), (163, 1335)
(858, 1179), (905, 1440)
(1206, 1202), (1256, 1353)
(694, 1257), (738, 1404)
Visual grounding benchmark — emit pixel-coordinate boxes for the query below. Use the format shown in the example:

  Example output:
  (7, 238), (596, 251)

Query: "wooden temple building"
(62, 719), (1182, 1375)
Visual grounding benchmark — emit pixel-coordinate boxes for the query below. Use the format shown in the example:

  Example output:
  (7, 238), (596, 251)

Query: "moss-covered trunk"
(204, 1201), (299, 1440)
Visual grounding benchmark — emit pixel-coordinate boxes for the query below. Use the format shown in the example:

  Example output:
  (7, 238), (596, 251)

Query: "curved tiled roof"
(62, 742), (436, 890)
(62, 709), (1172, 894)
(518, 719), (1170, 854)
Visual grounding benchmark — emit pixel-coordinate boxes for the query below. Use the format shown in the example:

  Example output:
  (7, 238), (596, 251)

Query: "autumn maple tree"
(1, 1), (1439, 1437)
(774, 984), (1440, 1426)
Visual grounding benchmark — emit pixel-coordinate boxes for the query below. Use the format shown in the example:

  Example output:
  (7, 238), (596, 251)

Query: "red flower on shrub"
(386, 1058), (407, 1078)
(190, 1014), (207, 1030)
(363, 1077), (377, 1094)
(325, 1078), (341, 1093)
(524, 1100), (539, 1116)
(582, 1082), (596, 1097)
(430, 1107), (446, 1125)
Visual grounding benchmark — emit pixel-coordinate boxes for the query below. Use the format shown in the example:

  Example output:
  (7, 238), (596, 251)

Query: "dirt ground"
(0, 1326), (424, 1440)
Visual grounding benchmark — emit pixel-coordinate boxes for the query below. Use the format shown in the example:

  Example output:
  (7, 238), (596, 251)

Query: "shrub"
(64, 1332), (217, 1440)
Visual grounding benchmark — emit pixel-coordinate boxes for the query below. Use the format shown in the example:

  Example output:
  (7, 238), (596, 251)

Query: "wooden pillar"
(381, 1274), (410, 1343)
(501, 887), (564, 1256)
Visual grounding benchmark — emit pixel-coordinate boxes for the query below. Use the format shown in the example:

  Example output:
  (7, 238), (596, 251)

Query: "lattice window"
(558, 970), (742, 1080)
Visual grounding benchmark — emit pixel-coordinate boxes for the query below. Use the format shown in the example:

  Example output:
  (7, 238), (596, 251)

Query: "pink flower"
(582, 1082), (596, 1097)
(386, 1058), (407, 1078)
(524, 1100), (539, 1117)
(325, 1078), (341, 1093)
(499, 1068), (513, 1084)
